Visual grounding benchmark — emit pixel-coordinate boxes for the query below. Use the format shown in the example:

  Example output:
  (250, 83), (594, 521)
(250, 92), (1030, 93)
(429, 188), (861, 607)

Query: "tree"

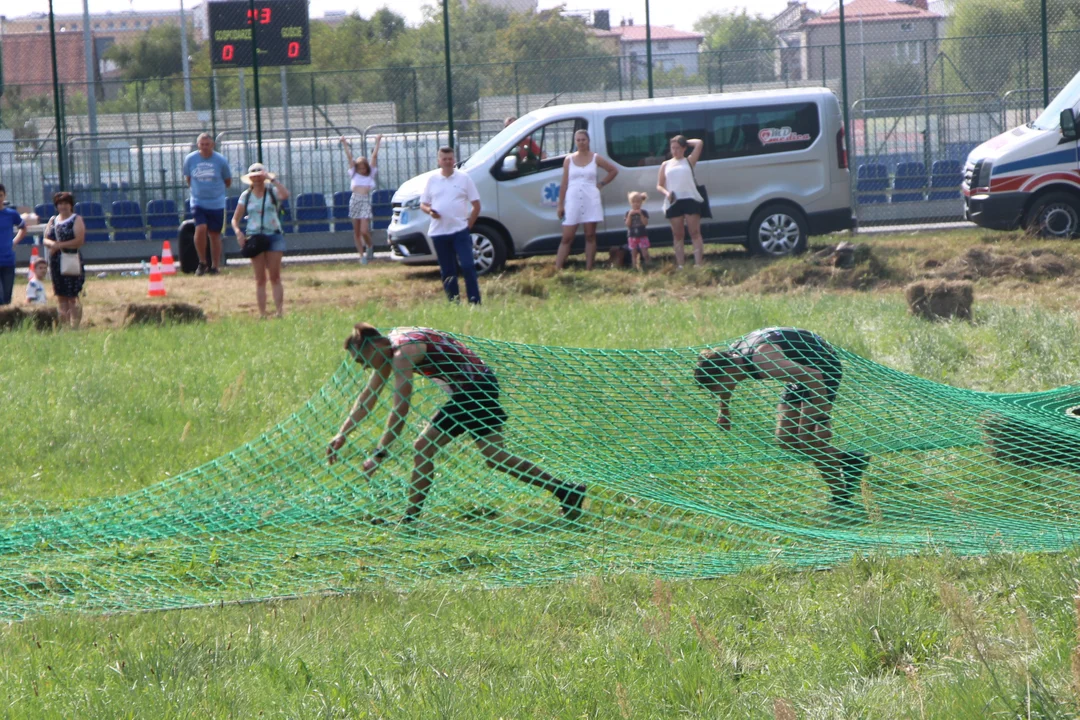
(695, 10), (776, 86)
(105, 24), (200, 81)
(496, 10), (615, 96)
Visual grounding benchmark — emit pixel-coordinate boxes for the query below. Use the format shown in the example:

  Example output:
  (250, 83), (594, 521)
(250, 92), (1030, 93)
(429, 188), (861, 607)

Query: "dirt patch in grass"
(741, 242), (894, 292)
(925, 247), (1077, 282)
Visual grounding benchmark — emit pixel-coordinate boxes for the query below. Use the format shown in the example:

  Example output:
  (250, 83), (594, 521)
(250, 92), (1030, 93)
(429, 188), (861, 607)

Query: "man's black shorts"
(431, 375), (507, 439)
(780, 369), (842, 408)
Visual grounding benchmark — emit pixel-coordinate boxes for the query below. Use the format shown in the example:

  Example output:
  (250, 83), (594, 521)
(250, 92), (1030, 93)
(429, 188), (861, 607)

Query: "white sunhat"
(240, 162), (276, 184)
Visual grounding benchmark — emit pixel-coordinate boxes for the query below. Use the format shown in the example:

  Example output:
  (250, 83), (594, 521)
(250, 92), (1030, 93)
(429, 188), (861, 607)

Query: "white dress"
(562, 153), (604, 226)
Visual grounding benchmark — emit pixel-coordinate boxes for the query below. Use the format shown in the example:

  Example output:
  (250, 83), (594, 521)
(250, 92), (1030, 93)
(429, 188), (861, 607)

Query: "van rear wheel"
(746, 205), (808, 257)
(1025, 192), (1080, 239)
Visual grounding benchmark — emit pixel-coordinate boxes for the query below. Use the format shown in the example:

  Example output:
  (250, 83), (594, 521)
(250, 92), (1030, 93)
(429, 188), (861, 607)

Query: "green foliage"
(104, 23), (202, 82)
(695, 10), (776, 86)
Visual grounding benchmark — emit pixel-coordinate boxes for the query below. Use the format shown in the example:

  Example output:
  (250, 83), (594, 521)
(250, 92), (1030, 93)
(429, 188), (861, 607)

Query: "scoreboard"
(209, 0), (311, 69)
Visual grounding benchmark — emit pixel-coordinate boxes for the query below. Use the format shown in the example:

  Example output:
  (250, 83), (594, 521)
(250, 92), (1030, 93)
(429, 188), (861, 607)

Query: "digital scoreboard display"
(209, 0), (311, 69)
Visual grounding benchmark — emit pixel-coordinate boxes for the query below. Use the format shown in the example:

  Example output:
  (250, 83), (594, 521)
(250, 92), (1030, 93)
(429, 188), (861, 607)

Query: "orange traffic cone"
(147, 256), (166, 297)
(160, 240), (177, 275)
(29, 245), (40, 276)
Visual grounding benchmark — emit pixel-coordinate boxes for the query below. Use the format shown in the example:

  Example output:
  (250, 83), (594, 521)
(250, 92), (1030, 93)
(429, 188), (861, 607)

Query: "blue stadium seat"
(929, 160), (963, 201)
(892, 162), (927, 203)
(146, 199), (179, 240)
(110, 200), (146, 241)
(34, 203), (56, 222)
(856, 164), (889, 205)
(371, 188), (394, 230)
(224, 196), (240, 237)
(332, 191), (352, 231)
(295, 193), (330, 233)
(74, 201), (110, 242)
(183, 199), (194, 221)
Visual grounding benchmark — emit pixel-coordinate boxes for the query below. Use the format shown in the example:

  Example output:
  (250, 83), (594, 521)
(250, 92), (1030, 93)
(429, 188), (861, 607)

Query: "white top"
(237, 187), (283, 235)
(420, 170), (481, 237)
(26, 275), (47, 305)
(349, 166), (378, 192)
(568, 153), (599, 189)
(662, 158), (703, 209)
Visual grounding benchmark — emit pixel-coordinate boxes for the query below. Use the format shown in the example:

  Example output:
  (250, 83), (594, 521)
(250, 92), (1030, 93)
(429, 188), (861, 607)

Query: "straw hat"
(240, 162), (276, 184)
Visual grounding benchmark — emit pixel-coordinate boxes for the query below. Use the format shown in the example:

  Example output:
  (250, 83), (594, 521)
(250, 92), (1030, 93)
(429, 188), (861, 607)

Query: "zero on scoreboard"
(209, 0), (311, 69)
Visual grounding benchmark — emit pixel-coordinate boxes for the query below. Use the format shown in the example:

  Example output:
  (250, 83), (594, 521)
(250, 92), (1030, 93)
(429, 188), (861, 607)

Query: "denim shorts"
(266, 233), (286, 253)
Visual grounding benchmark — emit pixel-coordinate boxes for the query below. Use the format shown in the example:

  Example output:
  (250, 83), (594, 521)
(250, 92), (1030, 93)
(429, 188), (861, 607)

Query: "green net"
(3, 326), (1080, 621)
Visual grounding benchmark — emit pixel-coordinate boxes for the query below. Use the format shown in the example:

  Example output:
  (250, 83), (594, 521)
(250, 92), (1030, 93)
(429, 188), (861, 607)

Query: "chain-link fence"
(1, 0), (1078, 235)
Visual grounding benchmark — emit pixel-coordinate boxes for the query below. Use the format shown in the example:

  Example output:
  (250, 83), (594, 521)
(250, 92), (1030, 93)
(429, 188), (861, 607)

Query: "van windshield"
(460, 116), (534, 170)
(1033, 70), (1080, 130)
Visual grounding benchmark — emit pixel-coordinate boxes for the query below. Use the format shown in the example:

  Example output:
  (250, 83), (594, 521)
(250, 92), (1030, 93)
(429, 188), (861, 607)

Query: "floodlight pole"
(645, 0), (654, 99)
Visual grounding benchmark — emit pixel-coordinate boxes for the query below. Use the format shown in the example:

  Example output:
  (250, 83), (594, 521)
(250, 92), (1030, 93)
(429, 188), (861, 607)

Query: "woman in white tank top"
(555, 129), (619, 271)
(339, 134), (382, 264)
(657, 135), (706, 268)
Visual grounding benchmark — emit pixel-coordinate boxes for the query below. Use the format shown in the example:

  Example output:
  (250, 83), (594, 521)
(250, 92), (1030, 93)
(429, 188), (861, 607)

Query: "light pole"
(248, 0), (263, 162)
(180, 0), (193, 112)
(82, 0), (100, 199)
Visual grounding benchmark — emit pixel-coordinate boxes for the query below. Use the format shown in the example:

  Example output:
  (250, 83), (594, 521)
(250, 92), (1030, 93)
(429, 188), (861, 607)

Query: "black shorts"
(665, 198), (701, 219)
(431, 375), (507, 439)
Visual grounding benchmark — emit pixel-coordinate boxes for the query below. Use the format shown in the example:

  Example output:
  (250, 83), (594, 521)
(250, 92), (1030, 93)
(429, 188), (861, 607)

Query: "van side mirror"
(1061, 109), (1078, 142)
(501, 155), (519, 175)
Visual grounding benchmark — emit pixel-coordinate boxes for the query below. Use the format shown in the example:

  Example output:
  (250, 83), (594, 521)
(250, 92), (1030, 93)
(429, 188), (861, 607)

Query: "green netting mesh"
(3, 327), (1080, 621)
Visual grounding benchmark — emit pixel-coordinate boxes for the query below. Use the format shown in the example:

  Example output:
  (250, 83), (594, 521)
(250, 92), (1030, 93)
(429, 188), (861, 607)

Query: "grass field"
(4, 230), (1080, 717)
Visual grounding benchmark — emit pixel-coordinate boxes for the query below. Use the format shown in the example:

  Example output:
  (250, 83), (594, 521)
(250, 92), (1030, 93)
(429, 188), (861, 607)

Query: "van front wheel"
(471, 224), (508, 276)
(1025, 192), (1080, 239)
(746, 205), (808, 257)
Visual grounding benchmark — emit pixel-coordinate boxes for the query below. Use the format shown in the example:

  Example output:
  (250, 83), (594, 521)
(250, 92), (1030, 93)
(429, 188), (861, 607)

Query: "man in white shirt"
(420, 146), (482, 304)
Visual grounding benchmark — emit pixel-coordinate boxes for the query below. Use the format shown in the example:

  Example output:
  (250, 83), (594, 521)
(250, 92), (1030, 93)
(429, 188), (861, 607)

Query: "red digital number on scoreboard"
(287, 42), (301, 59)
(246, 7), (272, 24)
(222, 44), (235, 62)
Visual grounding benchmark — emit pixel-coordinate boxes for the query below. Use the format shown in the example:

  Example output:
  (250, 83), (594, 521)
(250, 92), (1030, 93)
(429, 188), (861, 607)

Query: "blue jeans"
(0, 266), (14, 306)
(431, 229), (480, 305)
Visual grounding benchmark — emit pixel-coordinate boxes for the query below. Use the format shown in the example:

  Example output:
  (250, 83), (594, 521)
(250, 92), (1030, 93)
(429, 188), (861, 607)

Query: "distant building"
(317, 10), (350, 28)
(463, 0), (539, 12)
(801, 0), (945, 95)
(592, 21), (705, 81)
(1, 9), (186, 41)
(771, 1), (818, 82)
(0, 32), (99, 99)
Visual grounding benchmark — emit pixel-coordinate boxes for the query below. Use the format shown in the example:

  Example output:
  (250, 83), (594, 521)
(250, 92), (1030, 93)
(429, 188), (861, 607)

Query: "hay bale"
(27, 308), (59, 331)
(983, 413), (1080, 470)
(608, 245), (631, 269)
(124, 302), (206, 326)
(0, 307), (25, 331)
(905, 280), (973, 321)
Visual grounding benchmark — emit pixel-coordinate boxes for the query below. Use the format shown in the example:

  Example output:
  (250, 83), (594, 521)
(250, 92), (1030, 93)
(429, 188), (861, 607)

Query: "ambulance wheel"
(1025, 192), (1080, 239)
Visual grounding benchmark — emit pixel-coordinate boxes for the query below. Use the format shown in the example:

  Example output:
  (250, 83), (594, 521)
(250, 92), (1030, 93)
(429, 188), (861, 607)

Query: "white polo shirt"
(420, 169), (480, 237)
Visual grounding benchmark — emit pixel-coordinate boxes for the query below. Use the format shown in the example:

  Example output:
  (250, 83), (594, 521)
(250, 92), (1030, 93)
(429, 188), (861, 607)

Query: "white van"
(964, 69), (1080, 238)
(387, 88), (853, 274)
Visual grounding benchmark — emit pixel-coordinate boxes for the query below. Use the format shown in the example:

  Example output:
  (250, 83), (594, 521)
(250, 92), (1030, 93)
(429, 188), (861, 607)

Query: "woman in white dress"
(657, 135), (706, 268)
(555, 129), (618, 270)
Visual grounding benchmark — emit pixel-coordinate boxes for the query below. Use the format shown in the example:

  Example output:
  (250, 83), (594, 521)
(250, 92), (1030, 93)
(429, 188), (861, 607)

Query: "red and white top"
(388, 327), (492, 393)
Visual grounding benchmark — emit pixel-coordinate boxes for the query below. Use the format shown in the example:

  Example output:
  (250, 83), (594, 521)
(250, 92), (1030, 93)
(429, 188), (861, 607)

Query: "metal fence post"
(47, 0), (67, 190)
(838, 1), (852, 183)
(248, 0), (264, 163)
(1040, 0), (1049, 106)
(282, 66), (294, 192)
(442, 0), (455, 148)
(514, 63), (521, 117)
(645, 0), (654, 99)
(210, 72), (218, 138)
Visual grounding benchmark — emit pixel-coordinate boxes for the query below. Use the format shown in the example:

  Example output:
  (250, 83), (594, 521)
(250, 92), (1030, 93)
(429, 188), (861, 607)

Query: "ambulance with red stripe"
(964, 70), (1080, 238)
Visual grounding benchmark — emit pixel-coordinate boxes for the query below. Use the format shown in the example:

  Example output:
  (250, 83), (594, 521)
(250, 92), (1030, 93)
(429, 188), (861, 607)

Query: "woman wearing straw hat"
(231, 162), (291, 319)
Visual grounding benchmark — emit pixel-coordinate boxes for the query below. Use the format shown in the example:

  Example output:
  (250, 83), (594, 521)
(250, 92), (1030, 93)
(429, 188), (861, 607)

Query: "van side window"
(495, 118), (586, 180)
(605, 111), (707, 167)
(710, 103), (820, 159)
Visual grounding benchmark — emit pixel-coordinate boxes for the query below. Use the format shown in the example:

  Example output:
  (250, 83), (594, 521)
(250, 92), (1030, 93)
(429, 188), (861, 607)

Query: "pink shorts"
(628, 235), (650, 250)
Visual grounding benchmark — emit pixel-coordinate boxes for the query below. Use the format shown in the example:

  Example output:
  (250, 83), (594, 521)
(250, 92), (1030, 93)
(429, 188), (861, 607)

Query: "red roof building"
(1, 32), (99, 99)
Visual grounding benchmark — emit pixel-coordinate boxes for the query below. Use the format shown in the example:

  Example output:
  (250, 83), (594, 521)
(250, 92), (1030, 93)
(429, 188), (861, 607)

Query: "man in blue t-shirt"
(0, 184), (28, 306)
(183, 133), (232, 276)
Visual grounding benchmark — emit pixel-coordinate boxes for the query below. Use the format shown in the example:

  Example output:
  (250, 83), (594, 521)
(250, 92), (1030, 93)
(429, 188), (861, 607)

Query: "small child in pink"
(624, 191), (650, 271)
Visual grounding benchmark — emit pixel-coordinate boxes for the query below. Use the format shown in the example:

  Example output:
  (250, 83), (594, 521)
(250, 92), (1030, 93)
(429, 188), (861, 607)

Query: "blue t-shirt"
(0, 207), (26, 267)
(183, 151), (232, 210)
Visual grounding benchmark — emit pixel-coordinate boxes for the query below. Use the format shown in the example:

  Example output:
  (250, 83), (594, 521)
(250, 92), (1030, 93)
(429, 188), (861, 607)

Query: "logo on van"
(542, 181), (560, 207)
(758, 127), (811, 145)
